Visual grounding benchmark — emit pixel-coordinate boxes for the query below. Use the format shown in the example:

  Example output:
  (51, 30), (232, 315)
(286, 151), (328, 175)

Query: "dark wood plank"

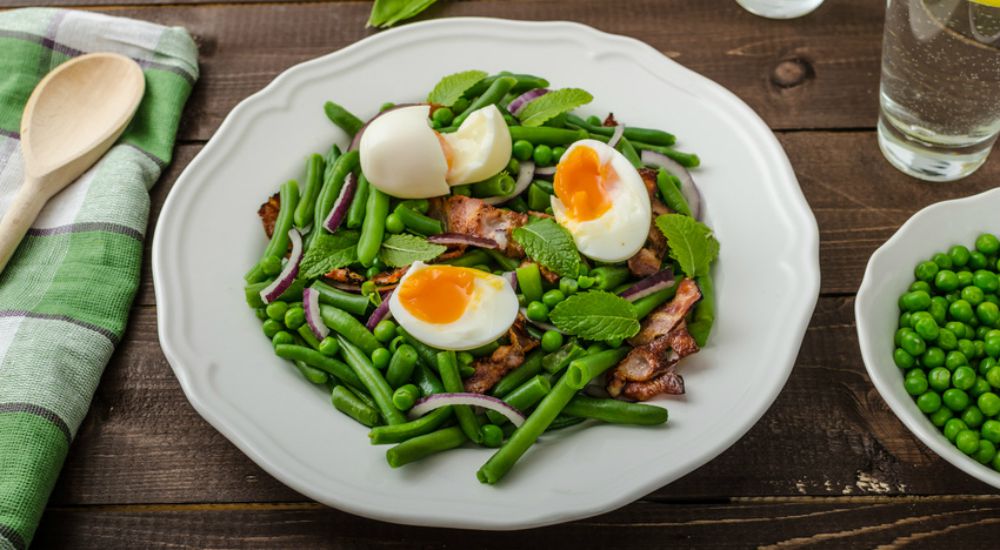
(18, 0), (885, 140)
(34, 497), (1000, 549)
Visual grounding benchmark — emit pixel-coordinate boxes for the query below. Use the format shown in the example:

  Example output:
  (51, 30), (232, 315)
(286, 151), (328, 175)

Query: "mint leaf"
(549, 291), (640, 342)
(379, 234), (447, 267)
(427, 70), (488, 106)
(512, 218), (581, 277)
(368, 0), (438, 28)
(300, 230), (360, 279)
(517, 88), (593, 127)
(655, 214), (720, 278)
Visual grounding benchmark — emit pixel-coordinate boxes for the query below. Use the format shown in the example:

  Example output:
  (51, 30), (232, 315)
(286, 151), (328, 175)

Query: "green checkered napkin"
(0, 8), (198, 549)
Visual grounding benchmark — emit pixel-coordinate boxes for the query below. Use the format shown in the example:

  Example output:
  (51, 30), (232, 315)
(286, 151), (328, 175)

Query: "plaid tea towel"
(0, 8), (198, 549)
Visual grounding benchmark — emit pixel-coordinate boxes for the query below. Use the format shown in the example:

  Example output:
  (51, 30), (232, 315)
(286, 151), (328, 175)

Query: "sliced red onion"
(482, 160), (535, 206)
(365, 289), (393, 330)
(619, 268), (676, 302)
(508, 88), (549, 117)
(323, 172), (357, 232)
(329, 282), (363, 293)
(534, 165), (556, 176)
(641, 150), (702, 220)
(519, 307), (561, 333)
(427, 233), (500, 249)
(302, 287), (329, 339)
(260, 229), (304, 304)
(608, 124), (625, 149)
(502, 271), (518, 293)
(409, 392), (526, 427)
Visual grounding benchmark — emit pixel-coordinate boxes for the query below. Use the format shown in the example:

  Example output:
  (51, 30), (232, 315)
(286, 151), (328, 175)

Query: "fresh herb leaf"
(517, 88), (594, 127)
(299, 230), (360, 279)
(512, 218), (581, 277)
(654, 213), (720, 278)
(368, 0), (438, 28)
(427, 70), (488, 106)
(379, 234), (447, 267)
(549, 291), (640, 342)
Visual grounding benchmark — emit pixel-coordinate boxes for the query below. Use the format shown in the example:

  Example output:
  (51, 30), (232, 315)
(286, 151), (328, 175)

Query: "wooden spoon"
(0, 53), (145, 274)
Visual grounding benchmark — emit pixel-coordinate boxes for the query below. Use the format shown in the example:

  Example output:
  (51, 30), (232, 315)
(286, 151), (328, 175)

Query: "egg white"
(441, 105), (512, 186)
(550, 139), (652, 263)
(388, 262), (519, 351)
(359, 105), (450, 199)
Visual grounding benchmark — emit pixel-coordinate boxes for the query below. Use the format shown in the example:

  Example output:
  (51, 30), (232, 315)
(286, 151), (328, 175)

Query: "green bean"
(398, 326), (442, 372)
(527, 183), (550, 211)
(369, 406), (452, 444)
(294, 154), (325, 229)
(413, 362), (446, 395)
(323, 100), (364, 137)
(563, 395), (668, 425)
(471, 172), (515, 198)
(485, 249), (519, 272)
(331, 385), (381, 427)
(469, 341), (500, 358)
(399, 199), (430, 213)
(245, 282), (269, 308)
(274, 344), (363, 390)
(455, 76), (517, 126)
(688, 274), (714, 347)
(492, 350), (544, 397)
(322, 144), (342, 181)
(293, 359), (329, 385)
(565, 114), (676, 146)
(394, 204), (443, 235)
(633, 282), (679, 319)
(566, 348), (630, 389)
(338, 337), (407, 425)
(297, 324), (322, 350)
(542, 341), (586, 374)
(546, 415), (586, 432)
(358, 187), (390, 267)
(311, 280), (369, 316)
(532, 179), (555, 194)
(486, 375), (551, 424)
(346, 173), (370, 229)
(319, 304), (382, 356)
(392, 384), (421, 411)
(509, 126), (588, 146)
(386, 344), (419, 388)
(440, 249), (491, 267)
(655, 169), (692, 217)
(466, 72), (549, 98)
(617, 136), (642, 168)
(438, 351), (482, 443)
(314, 150), (359, 234)
(590, 266), (631, 291)
(348, 385), (379, 411)
(246, 180), (299, 283)
(451, 184), (472, 196)
(633, 142), (701, 168)
(516, 263), (544, 303)
(507, 196), (529, 213)
(386, 426), (467, 468)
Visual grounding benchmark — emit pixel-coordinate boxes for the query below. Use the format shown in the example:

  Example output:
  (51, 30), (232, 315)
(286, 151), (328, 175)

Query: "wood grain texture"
(33, 497), (1000, 549)
(11, 0), (885, 140)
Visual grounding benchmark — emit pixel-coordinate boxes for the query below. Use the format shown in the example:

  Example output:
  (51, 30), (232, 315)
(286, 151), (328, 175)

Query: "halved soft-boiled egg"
(551, 139), (652, 263)
(388, 262), (519, 351)
(359, 104), (511, 199)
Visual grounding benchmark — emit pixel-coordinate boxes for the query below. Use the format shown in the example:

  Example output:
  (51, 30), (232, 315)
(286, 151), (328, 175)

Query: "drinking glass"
(735, 0), (825, 19)
(879, 0), (1000, 182)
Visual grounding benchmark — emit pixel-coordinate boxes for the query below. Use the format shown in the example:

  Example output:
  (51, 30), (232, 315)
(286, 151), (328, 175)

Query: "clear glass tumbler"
(735, 0), (825, 19)
(879, 0), (1000, 182)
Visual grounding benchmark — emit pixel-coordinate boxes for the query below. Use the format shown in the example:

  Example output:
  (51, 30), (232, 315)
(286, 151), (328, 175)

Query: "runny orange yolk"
(554, 146), (613, 222)
(398, 265), (476, 324)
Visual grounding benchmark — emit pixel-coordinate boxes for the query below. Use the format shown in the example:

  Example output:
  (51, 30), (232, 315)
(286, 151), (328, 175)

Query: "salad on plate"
(242, 70), (719, 484)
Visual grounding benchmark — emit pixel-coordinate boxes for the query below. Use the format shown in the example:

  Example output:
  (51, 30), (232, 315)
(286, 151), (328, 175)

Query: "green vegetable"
(386, 426), (467, 468)
(427, 70), (488, 106)
(655, 169), (693, 218)
(565, 113), (676, 146)
(293, 360), (329, 385)
(246, 180), (299, 283)
(386, 345), (419, 388)
(310, 280), (369, 316)
(338, 337), (407, 425)
(437, 351), (482, 444)
(549, 291), (640, 342)
(517, 88), (594, 127)
(509, 126), (588, 146)
(320, 304), (382, 356)
(313, 150), (358, 234)
(655, 213), (720, 278)
(454, 76), (516, 126)
(331, 385), (381, 427)
(392, 384), (421, 411)
(486, 375), (551, 425)
(367, 0), (438, 27)
(562, 395), (668, 425)
(358, 188), (390, 267)
(294, 154), (325, 230)
(379, 233), (447, 267)
(492, 350), (544, 397)
(274, 344), (363, 391)
(512, 218), (581, 278)
(541, 340), (586, 374)
(346, 173), (370, 229)
(394, 204), (444, 235)
(689, 274), (715, 347)
(299, 230), (360, 279)
(323, 101), (364, 136)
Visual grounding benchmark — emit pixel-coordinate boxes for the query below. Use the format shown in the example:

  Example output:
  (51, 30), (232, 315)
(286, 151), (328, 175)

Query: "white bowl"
(856, 187), (1000, 489)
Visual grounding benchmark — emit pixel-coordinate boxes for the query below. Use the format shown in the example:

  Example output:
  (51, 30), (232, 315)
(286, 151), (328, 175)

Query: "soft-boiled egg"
(388, 262), (519, 351)
(550, 139), (652, 263)
(359, 105), (511, 199)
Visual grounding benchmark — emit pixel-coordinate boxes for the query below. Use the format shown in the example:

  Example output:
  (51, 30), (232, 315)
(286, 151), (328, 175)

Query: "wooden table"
(22, 0), (1000, 546)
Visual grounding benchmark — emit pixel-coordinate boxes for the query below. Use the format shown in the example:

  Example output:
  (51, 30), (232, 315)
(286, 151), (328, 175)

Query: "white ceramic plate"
(857, 187), (1000, 490)
(153, 18), (819, 529)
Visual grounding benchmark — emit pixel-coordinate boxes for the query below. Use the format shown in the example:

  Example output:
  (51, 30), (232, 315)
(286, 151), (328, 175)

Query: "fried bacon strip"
(629, 278), (702, 347)
(445, 196), (529, 257)
(258, 192), (280, 239)
(464, 318), (539, 394)
(323, 268), (365, 284)
(627, 169), (671, 277)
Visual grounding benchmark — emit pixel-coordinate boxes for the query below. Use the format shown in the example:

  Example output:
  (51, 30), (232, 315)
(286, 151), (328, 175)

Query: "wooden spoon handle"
(0, 179), (49, 275)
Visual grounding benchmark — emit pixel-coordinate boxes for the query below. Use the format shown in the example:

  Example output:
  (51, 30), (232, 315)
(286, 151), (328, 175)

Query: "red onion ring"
(502, 271), (518, 293)
(302, 287), (329, 339)
(365, 289), (393, 331)
(427, 233), (500, 249)
(259, 229), (304, 304)
(641, 150), (702, 220)
(608, 124), (625, 149)
(619, 268), (676, 302)
(409, 392), (526, 427)
(323, 172), (357, 232)
(508, 88), (549, 117)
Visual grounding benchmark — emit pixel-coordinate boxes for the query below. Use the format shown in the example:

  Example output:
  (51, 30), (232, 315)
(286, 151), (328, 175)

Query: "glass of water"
(735, 0), (825, 19)
(879, 0), (1000, 182)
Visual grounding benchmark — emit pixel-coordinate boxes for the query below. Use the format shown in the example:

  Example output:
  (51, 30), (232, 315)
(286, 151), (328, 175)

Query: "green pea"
(935, 270), (959, 291)
(937, 328), (958, 350)
(943, 388), (971, 411)
(953, 366), (977, 390)
(929, 367), (952, 392)
(946, 350), (968, 370)
(915, 260), (940, 282)
(373, 320), (397, 343)
(963, 406), (985, 428)
(945, 322), (968, 337)
(262, 319), (284, 338)
(909, 281), (932, 294)
(975, 440), (997, 464)
(962, 285), (985, 306)
(512, 139), (534, 161)
(986, 331), (1000, 357)
(914, 317), (939, 341)
(956, 429), (981, 455)
(949, 300), (975, 323)
(899, 330), (926, 356)
(922, 347), (946, 368)
(900, 290), (931, 312)
(541, 330), (564, 353)
(917, 391), (942, 413)
(904, 375), (928, 396)
(977, 302), (1000, 327)
(526, 301), (549, 322)
(480, 424), (504, 448)
(532, 144), (553, 166)
(930, 406), (954, 426)
(266, 301), (289, 321)
(559, 277), (579, 295)
(981, 357), (998, 376)
(271, 331), (295, 347)
(432, 107), (454, 126)
(542, 289), (566, 308)
(957, 271), (974, 288)
(929, 297), (948, 324)
(977, 270), (1000, 293)
(988, 366), (1000, 388)
(907, 367), (927, 380)
(385, 213), (405, 234)
(958, 339), (977, 361)
(318, 337), (340, 357)
(260, 255), (283, 276)
(979, 326), (992, 340)
(944, 418), (968, 441)
(978, 392), (1000, 416)
(452, 97), (470, 113)
(893, 348), (914, 369)
(949, 245), (971, 267)
(255, 308), (269, 321)
(370, 347), (391, 370)
(552, 146), (566, 162)
(976, 233), (1000, 255)
(945, 291), (961, 304)
(971, 377), (992, 399)
(284, 307), (306, 330)
(457, 351), (475, 366)
(981, 419), (1000, 443)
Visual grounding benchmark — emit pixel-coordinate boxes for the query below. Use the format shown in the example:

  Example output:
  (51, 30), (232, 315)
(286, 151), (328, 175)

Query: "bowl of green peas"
(857, 187), (1000, 489)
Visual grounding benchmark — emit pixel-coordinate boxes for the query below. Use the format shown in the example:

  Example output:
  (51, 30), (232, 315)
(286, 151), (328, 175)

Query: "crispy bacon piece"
(627, 248), (662, 278)
(638, 168), (658, 200)
(626, 170), (671, 277)
(445, 196), (529, 257)
(372, 267), (408, 286)
(323, 268), (365, 284)
(630, 279), (701, 347)
(623, 371), (685, 401)
(603, 113), (618, 127)
(537, 262), (560, 284)
(258, 192), (280, 239)
(464, 318), (539, 394)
